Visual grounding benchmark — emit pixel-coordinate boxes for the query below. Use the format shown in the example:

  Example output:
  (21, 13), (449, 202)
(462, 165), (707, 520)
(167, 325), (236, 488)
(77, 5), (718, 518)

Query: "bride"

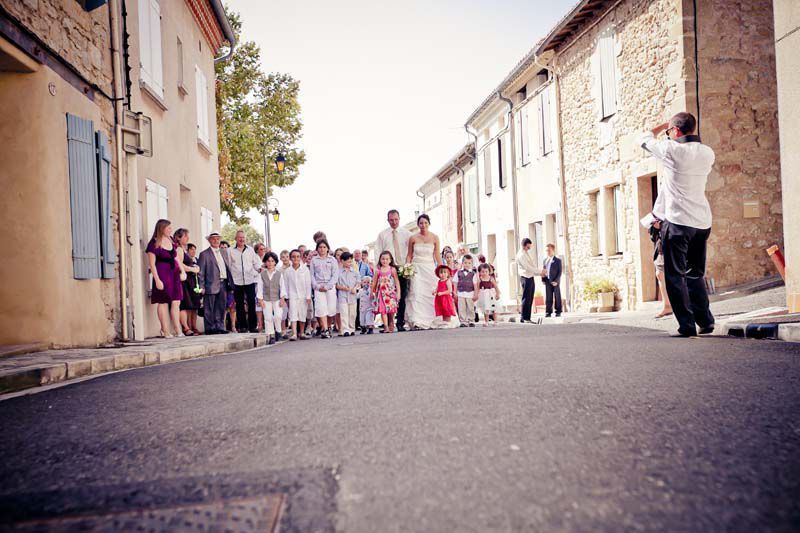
(405, 214), (445, 330)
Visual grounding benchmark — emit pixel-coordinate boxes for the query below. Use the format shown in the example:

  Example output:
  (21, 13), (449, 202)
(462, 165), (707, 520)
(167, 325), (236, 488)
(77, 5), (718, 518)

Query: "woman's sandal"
(183, 328), (194, 336)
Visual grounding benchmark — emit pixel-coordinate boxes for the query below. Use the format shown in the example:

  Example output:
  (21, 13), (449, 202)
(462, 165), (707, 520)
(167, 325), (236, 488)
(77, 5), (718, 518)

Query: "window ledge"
(197, 138), (212, 156)
(178, 83), (189, 97)
(608, 253), (624, 260)
(590, 254), (605, 261)
(140, 79), (168, 111)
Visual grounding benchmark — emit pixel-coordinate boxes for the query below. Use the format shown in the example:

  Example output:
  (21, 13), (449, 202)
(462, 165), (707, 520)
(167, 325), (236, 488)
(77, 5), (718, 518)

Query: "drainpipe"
(108, 0), (129, 340)
(210, 0), (237, 63)
(498, 91), (522, 302)
(464, 124), (482, 252)
(536, 55), (574, 310)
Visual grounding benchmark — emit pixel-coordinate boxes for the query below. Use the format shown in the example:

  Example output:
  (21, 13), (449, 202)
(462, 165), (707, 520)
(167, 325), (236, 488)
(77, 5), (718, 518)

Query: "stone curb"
(0, 335), (271, 396)
(723, 321), (800, 342)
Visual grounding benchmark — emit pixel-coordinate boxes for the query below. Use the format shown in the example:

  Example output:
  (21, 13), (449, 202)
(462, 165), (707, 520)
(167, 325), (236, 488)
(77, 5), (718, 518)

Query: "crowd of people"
(145, 208), (564, 343)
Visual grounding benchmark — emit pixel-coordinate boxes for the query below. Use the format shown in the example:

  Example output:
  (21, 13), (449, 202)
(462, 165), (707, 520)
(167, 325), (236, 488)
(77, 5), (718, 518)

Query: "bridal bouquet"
(398, 263), (416, 278)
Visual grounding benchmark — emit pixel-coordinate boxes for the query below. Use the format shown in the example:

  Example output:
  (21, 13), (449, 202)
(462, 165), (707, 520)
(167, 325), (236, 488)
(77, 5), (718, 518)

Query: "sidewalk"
(512, 286), (799, 341)
(0, 333), (272, 396)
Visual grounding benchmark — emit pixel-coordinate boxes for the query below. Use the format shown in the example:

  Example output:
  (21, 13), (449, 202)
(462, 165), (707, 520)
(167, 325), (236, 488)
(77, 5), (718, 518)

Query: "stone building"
(535, 0), (783, 311)
(0, 0), (233, 348)
(773, 0), (800, 313)
(0, 0), (119, 348)
(416, 144), (479, 256)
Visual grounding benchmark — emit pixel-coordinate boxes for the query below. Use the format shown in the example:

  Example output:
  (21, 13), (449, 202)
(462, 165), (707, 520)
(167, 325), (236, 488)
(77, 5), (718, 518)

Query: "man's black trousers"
(234, 283), (258, 332)
(661, 221), (714, 334)
(396, 276), (409, 329)
(545, 281), (562, 315)
(520, 276), (535, 321)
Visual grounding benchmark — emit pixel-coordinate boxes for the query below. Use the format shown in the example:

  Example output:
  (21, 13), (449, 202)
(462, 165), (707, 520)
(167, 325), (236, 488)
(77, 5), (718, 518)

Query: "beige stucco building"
(416, 144), (479, 256)
(536, 0), (783, 311)
(773, 0), (799, 313)
(0, 0), (233, 348)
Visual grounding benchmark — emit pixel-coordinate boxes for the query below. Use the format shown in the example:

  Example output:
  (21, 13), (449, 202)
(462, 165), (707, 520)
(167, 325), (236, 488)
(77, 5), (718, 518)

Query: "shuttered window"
(497, 138), (506, 189)
(195, 65), (210, 146)
(537, 86), (553, 156)
(138, 0), (164, 97)
(598, 29), (617, 120)
(200, 207), (213, 250)
(96, 132), (117, 278)
(483, 147), (492, 196)
(67, 114), (103, 279)
(145, 179), (168, 239)
(519, 107), (530, 166)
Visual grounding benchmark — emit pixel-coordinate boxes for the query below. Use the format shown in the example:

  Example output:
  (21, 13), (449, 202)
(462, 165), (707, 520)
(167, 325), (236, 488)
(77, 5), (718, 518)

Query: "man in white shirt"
(515, 238), (538, 322)
(640, 112), (715, 337)
(376, 209), (411, 330)
(228, 230), (263, 333)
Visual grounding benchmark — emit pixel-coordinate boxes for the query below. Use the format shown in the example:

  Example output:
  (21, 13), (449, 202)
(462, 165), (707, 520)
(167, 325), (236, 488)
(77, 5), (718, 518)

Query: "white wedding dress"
(405, 242), (438, 329)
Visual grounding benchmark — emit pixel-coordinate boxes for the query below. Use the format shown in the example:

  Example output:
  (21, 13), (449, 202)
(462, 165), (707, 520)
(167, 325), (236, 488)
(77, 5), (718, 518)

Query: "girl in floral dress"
(371, 251), (401, 333)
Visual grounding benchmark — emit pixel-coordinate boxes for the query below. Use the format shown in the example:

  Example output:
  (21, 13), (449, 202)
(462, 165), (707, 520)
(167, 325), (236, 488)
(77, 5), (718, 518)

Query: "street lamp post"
(262, 150), (286, 248)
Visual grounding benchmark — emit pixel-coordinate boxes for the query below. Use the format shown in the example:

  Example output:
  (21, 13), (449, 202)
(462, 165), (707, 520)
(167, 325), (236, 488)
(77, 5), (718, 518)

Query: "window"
(589, 192), (600, 256)
(177, 37), (186, 93)
(200, 207), (214, 249)
(483, 147), (493, 196)
(145, 179), (168, 240)
(467, 169), (477, 223)
(138, 0), (164, 98)
(497, 138), (506, 189)
(612, 185), (624, 254)
(66, 114), (116, 279)
(598, 28), (617, 120)
(195, 65), (210, 146)
(538, 86), (553, 156)
(520, 107), (530, 166)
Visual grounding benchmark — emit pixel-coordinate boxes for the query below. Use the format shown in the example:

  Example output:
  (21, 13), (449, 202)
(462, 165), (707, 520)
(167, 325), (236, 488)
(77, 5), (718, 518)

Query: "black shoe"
(555, 314), (561, 317)
(674, 328), (698, 337)
(469, 323), (475, 327)
(698, 326), (715, 335)
(268, 336), (276, 345)
(367, 328), (374, 334)
(459, 323), (467, 328)
(249, 329), (259, 334)
(545, 314), (552, 318)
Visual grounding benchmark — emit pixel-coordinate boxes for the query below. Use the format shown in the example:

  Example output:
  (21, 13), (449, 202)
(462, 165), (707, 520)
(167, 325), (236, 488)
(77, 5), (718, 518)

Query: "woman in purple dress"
(146, 219), (186, 338)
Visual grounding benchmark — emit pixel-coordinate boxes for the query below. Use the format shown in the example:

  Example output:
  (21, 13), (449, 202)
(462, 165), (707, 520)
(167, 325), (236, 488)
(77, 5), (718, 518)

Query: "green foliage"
(220, 222), (264, 246)
(581, 278), (617, 300)
(215, 7), (306, 224)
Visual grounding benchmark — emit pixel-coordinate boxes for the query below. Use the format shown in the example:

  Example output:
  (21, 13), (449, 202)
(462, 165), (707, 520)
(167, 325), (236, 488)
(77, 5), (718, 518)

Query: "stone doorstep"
(0, 334), (270, 396)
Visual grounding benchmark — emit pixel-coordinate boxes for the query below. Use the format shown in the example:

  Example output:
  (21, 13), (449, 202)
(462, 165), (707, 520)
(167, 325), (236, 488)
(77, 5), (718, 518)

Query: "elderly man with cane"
(640, 112), (715, 337)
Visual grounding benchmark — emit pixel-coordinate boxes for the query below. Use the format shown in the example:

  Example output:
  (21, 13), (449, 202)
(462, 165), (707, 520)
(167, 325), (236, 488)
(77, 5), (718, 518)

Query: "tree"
(220, 222), (264, 246)
(215, 7), (306, 224)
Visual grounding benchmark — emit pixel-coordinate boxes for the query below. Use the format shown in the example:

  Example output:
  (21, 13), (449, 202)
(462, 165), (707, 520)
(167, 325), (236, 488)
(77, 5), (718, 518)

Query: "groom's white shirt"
(377, 226), (411, 265)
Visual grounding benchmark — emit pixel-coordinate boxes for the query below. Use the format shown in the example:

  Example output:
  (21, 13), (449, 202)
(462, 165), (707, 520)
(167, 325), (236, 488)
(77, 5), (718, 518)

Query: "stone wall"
(694, 0), (782, 287)
(2, 0), (114, 92)
(556, 0), (683, 310)
(556, 0), (782, 311)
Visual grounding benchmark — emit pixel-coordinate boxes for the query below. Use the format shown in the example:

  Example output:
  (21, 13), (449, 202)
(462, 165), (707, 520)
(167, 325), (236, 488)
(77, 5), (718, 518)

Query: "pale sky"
(229, 0), (576, 250)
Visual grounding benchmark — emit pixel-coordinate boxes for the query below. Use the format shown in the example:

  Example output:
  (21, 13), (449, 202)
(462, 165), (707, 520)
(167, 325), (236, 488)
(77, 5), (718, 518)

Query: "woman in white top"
(404, 214), (442, 330)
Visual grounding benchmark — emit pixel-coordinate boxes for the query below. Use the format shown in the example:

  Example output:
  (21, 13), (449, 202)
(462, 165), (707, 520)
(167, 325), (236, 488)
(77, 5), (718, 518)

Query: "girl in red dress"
(433, 264), (456, 322)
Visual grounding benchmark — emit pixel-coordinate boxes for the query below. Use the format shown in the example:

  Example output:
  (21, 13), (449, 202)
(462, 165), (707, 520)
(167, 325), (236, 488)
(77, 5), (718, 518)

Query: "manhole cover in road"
(9, 494), (285, 532)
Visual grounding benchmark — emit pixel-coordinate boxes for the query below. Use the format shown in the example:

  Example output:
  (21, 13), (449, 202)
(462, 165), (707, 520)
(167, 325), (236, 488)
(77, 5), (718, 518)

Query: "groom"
(376, 209), (411, 331)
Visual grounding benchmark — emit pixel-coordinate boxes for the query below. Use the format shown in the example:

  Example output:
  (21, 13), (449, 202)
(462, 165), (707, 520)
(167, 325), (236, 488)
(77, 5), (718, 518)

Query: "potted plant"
(582, 278), (617, 312)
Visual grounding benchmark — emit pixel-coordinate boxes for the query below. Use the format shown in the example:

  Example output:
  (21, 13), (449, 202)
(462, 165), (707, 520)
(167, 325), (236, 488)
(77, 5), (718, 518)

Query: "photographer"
(640, 112), (715, 337)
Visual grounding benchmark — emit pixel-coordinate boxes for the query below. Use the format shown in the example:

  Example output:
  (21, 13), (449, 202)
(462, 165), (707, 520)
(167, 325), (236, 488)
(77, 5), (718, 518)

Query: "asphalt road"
(1, 324), (799, 532)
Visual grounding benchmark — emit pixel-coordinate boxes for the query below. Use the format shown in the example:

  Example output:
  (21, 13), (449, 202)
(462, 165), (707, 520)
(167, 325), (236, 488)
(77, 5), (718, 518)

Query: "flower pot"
(597, 291), (615, 312)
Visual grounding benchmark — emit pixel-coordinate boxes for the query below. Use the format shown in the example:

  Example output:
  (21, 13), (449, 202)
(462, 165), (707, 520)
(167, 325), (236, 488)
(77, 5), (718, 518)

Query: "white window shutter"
(138, 0), (152, 88)
(148, 0), (164, 97)
(542, 86), (552, 154)
(196, 66), (210, 145)
(599, 30), (617, 119)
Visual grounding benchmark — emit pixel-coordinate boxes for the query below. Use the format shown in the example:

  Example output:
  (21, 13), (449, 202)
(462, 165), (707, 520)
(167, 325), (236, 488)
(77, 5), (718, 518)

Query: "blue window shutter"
(96, 131), (117, 278)
(66, 114), (102, 279)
